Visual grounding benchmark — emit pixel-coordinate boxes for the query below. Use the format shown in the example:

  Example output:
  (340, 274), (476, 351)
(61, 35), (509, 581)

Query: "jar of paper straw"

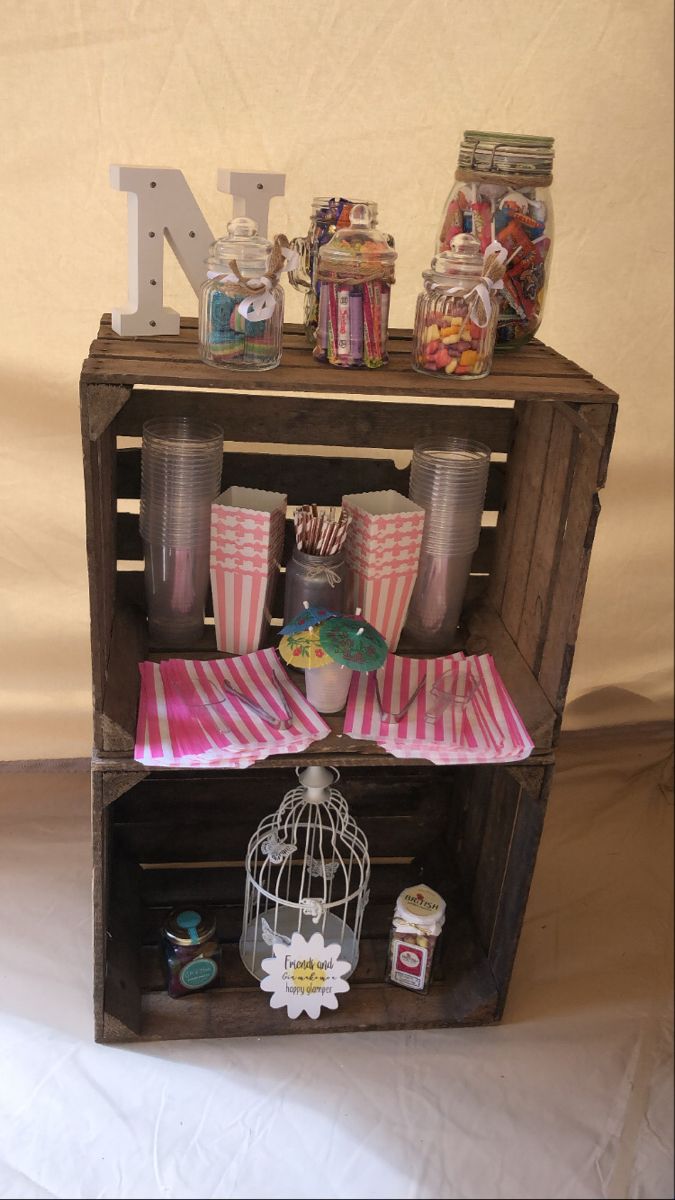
(313, 204), (397, 369)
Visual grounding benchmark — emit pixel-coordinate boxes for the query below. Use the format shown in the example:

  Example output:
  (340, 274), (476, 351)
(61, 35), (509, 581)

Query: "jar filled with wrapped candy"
(437, 131), (554, 347)
(288, 196), (379, 344)
(314, 203), (396, 369)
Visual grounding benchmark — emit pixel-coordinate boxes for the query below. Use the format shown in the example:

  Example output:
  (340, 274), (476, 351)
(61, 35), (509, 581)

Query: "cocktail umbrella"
(280, 601), (340, 636)
(318, 615), (388, 672)
(279, 628), (335, 669)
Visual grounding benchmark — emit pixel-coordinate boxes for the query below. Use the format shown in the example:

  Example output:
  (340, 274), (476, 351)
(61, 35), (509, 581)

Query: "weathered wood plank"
(498, 403), (555, 641)
(536, 408), (614, 715)
(516, 408), (577, 673)
(115, 446), (506, 510)
(82, 349), (617, 403)
(113, 388), (515, 452)
(115, 511), (497, 579)
(100, 903), (497, 1042)
(488, 765), (553, 1011)
(80, 402), (117, 721)
(88, 334), (594, 379)
(103, 849), (143, 1037)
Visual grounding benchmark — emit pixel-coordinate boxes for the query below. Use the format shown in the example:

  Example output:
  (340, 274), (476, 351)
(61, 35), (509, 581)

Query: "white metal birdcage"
(240, 765), (371, 980)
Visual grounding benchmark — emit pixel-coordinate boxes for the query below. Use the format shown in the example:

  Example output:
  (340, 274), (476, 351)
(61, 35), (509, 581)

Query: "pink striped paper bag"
(344, 652), (533, 766)
(210, 486), (286, 654)
(135, 648), (330, 769)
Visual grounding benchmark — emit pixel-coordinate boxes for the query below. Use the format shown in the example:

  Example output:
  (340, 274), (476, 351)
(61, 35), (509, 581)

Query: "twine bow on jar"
(209, 235), (301, 321)
(303, 562), (343, 588)
(432, 240), (508, 328)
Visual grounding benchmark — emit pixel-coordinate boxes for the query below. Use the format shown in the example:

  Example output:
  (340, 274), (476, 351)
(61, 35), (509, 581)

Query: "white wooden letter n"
(110, 165), (214, 336)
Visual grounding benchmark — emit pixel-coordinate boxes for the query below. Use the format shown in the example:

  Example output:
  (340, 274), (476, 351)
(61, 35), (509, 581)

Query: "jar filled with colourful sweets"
(199, 217), (293, 371)
(386, 884), (446, 993)
(412, 234), (506, 379)
(437, 131), (554, 347)
(313, 203), (396, 369)
(161, 907), (222, 998)
(288, 197), (379, 345)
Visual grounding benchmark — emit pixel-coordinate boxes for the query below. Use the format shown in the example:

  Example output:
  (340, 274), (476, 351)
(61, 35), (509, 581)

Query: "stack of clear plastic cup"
(140, 418), (223, 647)
(404, 437), (491, 652)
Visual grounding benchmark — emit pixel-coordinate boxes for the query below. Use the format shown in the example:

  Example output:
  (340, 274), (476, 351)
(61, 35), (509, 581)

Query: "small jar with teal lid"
(161, 907), (222, 998)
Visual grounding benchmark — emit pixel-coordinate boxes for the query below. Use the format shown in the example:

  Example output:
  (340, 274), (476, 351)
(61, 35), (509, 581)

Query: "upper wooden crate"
(81, 317), (617, 767)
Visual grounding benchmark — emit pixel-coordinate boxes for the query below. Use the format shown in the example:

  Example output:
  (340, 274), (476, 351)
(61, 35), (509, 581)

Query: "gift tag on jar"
(260, 931), (351, 1019)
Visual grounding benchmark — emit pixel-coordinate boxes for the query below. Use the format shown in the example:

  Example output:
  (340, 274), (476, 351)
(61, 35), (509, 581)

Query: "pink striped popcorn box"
(210, 486), (286, 653)
(342, 490), (425, 535)
(210, 564), (280, 655)
(348, 567), (418, 651)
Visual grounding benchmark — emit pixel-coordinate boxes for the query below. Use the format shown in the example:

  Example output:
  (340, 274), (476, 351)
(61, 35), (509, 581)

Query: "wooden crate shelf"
(81, 316), (616, 1044)
(93, 762), (552, 1043)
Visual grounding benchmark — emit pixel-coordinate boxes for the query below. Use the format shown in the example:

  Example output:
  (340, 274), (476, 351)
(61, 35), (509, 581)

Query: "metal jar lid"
(458, 130), (555, 178)
(395, 884), (446, 930)
(163, 907), (217, 947)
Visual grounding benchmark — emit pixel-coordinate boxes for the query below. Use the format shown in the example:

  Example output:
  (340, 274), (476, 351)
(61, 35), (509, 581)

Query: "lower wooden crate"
(93, 761), (552, 1043)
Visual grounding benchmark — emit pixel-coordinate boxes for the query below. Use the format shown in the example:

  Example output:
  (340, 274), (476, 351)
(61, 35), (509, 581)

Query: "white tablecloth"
(0, 728), (671, 1199)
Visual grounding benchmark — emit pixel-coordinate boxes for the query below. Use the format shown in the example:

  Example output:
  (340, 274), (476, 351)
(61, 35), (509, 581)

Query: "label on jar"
(390, 940), (428, 991)
(179, 956), (217, 991)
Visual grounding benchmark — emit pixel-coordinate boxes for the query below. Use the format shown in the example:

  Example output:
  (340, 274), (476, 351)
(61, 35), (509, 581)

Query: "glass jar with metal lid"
(437, 130), (555, 347)
(386, 884), (446, 993)
(313, 203), (397, 369)
(161, 907), (222, 998)
(288, 196), (380, 345)
(411, 233), (506, 379)
(198, 217), (285, 371)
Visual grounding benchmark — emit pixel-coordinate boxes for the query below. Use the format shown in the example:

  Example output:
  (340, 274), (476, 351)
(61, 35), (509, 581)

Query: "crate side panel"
(113, 389), (515, 452)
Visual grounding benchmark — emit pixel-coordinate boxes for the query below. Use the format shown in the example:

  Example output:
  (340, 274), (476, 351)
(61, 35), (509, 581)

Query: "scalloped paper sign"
(260, 931), (351, 1019)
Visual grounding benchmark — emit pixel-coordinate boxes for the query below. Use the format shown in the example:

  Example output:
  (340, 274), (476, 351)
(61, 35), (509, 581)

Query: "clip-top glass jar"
(289, 197), (379, 345)
(313, 203), (396, 369)
(386, 884), (446, 993)
(199, 217), (284, 371)
(412, 234), (502, 379)
(161, 906), (222, 998)
(437, 130), (554, 347)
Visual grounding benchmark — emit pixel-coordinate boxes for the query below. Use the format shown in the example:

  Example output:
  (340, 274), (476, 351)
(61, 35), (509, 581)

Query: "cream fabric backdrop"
(0, 0), (672, 760)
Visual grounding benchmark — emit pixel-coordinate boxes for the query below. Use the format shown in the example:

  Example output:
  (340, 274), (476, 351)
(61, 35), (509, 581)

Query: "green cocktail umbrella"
(318, 616), (388, 671)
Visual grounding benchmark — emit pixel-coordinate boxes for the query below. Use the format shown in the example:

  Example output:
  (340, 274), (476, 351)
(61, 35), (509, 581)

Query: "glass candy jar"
(386, 884), (446, 994)
(412, 234), (505, 379)
(437, 130), (555, 347)
(161, 907), (222, 998)
(199, 217), (284, 371)
(289, 196), (379, 345)
(313, 203), (396, 369)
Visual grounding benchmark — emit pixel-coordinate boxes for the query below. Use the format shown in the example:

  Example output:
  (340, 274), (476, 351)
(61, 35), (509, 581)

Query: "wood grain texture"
(113, 388), (515, 452)
(83, 317), (618, 405)
(82, 315), (617, 1044)
(81, 404), (117, 720)
(95, 592), (557, 764)
(115, 445), (506, 511)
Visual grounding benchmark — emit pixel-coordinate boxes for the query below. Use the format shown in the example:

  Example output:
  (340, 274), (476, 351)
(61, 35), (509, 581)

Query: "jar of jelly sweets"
(386, 884), (446, 993)
(161, 907), (222, 998)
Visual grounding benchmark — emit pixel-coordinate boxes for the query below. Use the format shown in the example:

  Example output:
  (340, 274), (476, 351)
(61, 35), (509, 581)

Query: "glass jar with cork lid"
(437, 131), (555, 347)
